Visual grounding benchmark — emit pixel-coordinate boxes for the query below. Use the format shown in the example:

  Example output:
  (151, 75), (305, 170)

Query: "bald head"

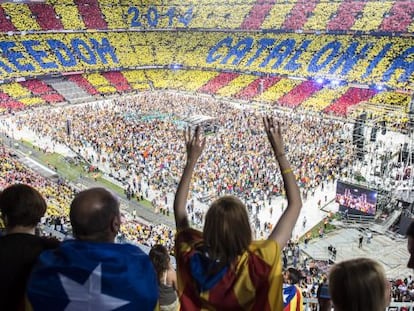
(70, 188), (120, 242)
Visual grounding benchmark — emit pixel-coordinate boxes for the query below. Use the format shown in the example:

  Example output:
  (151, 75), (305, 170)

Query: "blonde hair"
(203, 196), (252, 266)
(329, 258), (389, 311)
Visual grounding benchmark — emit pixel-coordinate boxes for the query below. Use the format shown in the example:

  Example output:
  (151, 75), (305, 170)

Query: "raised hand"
(263, 116), (285, 157)
(185, 126), (206, 164)
(174, 126), (206, 231)
(263, 116), (302, 247)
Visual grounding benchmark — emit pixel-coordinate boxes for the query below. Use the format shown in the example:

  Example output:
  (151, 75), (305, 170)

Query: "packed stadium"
(0, 0), (414, 310)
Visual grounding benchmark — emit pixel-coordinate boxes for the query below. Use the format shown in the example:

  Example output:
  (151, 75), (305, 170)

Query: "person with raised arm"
(174, 117), (302, 311)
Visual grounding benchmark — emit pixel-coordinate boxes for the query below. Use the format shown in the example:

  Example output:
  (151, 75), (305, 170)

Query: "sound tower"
(400, 143), (414, 163)
(380, 120), (387, 135)
(66, 119), (72, 137)
(353, 113), (366, 160)
(370, 126), (378, 142)
(409, 97), (414, 130)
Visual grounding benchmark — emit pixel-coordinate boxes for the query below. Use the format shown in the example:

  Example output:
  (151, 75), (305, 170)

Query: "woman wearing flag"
(174, 116), (302, 310)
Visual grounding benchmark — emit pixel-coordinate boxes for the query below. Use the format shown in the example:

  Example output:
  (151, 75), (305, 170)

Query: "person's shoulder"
(0, 233), (56, 247)
(249, 239), (279, 250)
(248, 239), (280, 262)
(39, 236), (61, 249)
(175, 228), (203, 243)
(115, 242), (149, 254)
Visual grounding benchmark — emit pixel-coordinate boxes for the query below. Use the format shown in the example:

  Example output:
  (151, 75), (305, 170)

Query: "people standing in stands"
(149, 244), (179, 311)
(282, 268), (304, 311)
(0, 184), (60, 311)
(406, 221), (414, 269)
(329, 258), (391, 311)
(173, 117), (302, 310)
(27, 187), (158, 311)
(358, 233), (363, 248)
(316, 275), (331, 311)
(366, 230), (372, 244)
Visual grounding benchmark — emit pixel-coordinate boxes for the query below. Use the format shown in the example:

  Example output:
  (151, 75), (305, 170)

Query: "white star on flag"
(283, 292), (289, 304)
(59, 264), (130, 311)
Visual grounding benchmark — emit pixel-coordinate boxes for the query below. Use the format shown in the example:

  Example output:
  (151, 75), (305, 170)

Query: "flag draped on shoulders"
(27, 240), (159, 311)
(175, 228), (283, 311)
(283, 284), (304, 311)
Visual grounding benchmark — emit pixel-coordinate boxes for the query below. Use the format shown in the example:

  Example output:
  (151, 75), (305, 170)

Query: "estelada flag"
(27, 240), (159, 311)
(283, 284), (304, 311)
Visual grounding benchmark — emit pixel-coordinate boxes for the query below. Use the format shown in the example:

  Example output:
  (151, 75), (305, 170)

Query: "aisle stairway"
(44, 78), (95, 104)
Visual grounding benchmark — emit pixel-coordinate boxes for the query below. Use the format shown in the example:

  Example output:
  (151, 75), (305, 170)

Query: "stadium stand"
(0, 1), (412, 33)
(0, 83), (44, 107)
(0, 146), (73, 218)
(0, 6), (15, 32)
(1, 1), (414, 308)
(234, 76), (281, 100)
(84, 73), (117, 94)
(261, 3), (295, 30)
(1, 2), (41, 31)
(301, 85), (349, 112)
(68, 75), (99, 96)
(0, 1), (411, 121)
(381, 1), (414, 33)
(278, 80), (323, 108)
(20, 80), (65, 104)
(0, 92), (23, 112)
(101, 71), (132, 92)
(351, 1), (394, 32)
(327, 1), (366, 31)
(215, 74), (257, 97)
(303, 2), (341, 31)
(324, 87), (377, 116)
(143, 69), (219, 91)
(257, 78), (302, 104)
(76, 0), (107, 30)
(198, 72), (240, 95)
(121, 70), (152, 91)
(53, 0), (86, 30)
(282, 0), (319, 31)
(240, 2), (273, 30)
(28, 3), (63, 31)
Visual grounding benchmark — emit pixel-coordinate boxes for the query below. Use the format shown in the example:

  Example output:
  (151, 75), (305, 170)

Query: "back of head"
(329, 258), (388, 311)
(286, 268), (301, 285)
(0, 184), (46, 229)
(203, 195), (251, 266)
(149, 244), (170, 280)
(70, 188), (120, 242)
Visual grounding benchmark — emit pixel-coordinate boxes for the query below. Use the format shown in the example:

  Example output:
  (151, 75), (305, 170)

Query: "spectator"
(329, 258), (391, 311)
(282, 268), (304, 311)
(173, 117), (302, 310)
(27, 188), (158, 311)
(149, 244), (178, 311)
(0, 184), (59, 311)
(316, 275), (331, 311)
(406, 221), (414, 269)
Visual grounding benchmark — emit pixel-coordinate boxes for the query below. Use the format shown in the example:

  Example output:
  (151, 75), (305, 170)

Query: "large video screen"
(335, 181), (377, 216)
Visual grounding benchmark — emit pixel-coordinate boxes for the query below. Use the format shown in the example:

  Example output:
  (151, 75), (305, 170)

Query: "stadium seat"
(75, 0), (107, 30)
(28, 3), (63, 31)
(84, 73), (117, 94)
(68, 75), (99, 95)
(2, 3), (41, 31)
